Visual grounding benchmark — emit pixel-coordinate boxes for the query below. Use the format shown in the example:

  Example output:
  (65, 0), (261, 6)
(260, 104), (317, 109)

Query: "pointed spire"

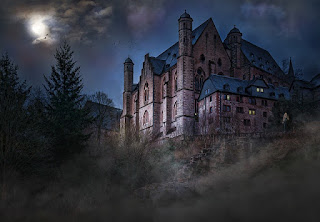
(288, 57), (294, 77)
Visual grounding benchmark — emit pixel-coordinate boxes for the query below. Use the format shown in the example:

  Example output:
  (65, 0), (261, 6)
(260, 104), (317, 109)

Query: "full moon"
(31, 20), (46, 36)
(28, 15), (49, 38)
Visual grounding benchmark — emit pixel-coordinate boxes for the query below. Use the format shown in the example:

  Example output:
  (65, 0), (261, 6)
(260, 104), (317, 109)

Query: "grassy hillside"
(1, 122), (320, 221)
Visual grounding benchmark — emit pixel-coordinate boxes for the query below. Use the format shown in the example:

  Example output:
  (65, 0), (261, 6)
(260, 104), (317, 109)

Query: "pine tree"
(44, 42), (91, 157)
(0, 53), (30, 197)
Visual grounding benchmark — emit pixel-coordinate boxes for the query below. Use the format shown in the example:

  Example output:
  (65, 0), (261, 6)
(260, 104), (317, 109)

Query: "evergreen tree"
(0, 53), (30, 195)
(44, 42), (91, 158)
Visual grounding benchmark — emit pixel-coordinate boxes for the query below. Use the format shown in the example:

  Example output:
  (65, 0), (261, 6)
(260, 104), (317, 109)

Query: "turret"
(124, 57), (134, 92)
(226, 26), (242, 69)
(178, 10), (193, 57)
(176, 11), (195, 136)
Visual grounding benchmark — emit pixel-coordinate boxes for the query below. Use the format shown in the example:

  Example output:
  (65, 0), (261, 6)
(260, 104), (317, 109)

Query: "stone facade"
(120, 12), (295, 138)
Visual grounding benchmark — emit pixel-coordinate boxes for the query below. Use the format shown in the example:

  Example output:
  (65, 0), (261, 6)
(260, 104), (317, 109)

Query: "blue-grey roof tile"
(199, 74), (290, 101)
(241, 39), (285, 79)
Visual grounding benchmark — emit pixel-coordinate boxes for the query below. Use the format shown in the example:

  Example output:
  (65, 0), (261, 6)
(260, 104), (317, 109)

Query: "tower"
(122, 57), (134, 135)
(226, 26), (242, 77)
(176, 11), (195, 136)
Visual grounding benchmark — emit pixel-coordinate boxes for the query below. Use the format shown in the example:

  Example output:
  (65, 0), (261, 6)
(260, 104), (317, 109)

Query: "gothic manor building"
(120, 11), (297, 138)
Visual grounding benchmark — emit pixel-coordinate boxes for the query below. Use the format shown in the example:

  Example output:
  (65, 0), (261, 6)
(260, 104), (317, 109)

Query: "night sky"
(1, 0), (319, 108)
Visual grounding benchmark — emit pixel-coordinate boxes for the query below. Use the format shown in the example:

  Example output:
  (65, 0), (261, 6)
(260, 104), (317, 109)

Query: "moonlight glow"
(28, 15), (49, 37)
(31, 19), (47, 36)
(26, 14), (56, 45)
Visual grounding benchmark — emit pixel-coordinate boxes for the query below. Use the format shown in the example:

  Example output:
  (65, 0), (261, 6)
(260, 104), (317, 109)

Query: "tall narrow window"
(173, 102), (177, 120)
(174, 72), (177, 92)
(144, 82), (149, 103)
(195, 75), (199, 91)
(200, 76), (204, 89)
(200, 54), (205, 63)
(143, 111), (149, 126)
(218, 58), (222, 67)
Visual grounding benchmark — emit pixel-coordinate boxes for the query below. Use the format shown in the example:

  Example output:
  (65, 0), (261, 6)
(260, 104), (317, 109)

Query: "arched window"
(174, 72), (177, 92)
(173, 102), (177, 120)
(195, 68), (204, 91)
(144, 82), (149, 103)
(143, 110), (149, 126)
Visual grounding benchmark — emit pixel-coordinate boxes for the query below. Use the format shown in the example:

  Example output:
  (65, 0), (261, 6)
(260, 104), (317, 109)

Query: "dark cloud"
(0, 0), (319, 108)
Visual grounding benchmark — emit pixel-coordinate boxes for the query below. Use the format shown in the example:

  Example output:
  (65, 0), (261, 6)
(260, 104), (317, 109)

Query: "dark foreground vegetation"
(1, 43), (320, 221)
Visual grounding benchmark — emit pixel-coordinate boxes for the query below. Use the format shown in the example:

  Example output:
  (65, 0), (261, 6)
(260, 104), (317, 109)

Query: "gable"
(152, 19), (211, 75)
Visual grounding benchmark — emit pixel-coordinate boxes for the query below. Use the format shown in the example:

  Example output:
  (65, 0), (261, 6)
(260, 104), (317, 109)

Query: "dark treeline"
(0, 42), (95, 184)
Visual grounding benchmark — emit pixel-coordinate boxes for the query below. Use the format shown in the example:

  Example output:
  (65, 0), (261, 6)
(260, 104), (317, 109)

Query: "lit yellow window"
(249, 109), (256, 115)
(227, 95), (230, 100)
(257, 88), (264, 93)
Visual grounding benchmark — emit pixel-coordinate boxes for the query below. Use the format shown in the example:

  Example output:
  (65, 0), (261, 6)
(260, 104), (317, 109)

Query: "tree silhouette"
(44, 42), (91, 158)
(0, 53), (30, 198)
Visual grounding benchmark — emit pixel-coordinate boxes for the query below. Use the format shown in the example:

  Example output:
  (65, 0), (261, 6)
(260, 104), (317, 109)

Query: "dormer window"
(252, 60), (255, 64)
(173, 54), (176, 57)
(223, 84), (230, 91)
(279, 93), (285, 98)
(205, 89), (209, 95)
(250, 53), (254, 58)
(270, 92), (275, 97)
(165, 64), (170, 68)
(257, 87), (264, 93)
(260, 64), (264, 68)
(266, 61), (269, 65)
(258, 57), (262, 61)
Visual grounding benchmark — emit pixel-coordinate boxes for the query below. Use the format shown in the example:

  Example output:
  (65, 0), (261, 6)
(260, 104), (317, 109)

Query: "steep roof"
(311, 73), (320, 87)
(199, 74), (290, 101)
(241, 39), (285, 79)
(149, 18), (211, 75)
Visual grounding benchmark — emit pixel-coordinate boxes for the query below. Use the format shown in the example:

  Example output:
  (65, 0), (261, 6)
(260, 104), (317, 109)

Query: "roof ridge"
(242, 39), (269, 53)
